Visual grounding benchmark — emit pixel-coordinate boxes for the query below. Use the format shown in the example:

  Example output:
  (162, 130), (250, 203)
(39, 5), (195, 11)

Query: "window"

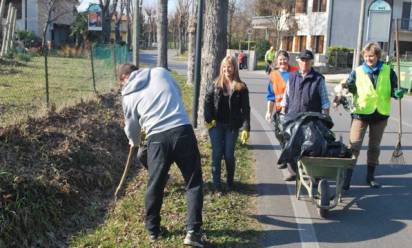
(295, 0), (307, 14)
(3, 0), (22, 19)
(282, 36), (294, 51)
(294, 35), (307, 52)
(401, 2), (411, 30)
(311, 35), (324, 53)
(312, 0), (327, 12)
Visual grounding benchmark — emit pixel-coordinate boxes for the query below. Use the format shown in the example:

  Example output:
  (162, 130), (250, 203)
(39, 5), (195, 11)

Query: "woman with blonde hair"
(341, 42), (404, 190)
(204, 55), (251, 192)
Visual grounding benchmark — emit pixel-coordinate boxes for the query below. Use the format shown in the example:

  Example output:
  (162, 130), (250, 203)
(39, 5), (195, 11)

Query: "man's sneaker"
(148, 226), (166, 242)
(184, 230), (206, 247)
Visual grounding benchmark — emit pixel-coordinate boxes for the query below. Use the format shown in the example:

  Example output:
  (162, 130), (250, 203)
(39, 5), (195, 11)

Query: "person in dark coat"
(204, 55), (251, 192)
(280, 49), (331, 181)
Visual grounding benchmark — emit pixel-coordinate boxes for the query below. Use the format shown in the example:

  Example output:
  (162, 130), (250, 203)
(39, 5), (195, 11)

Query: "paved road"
(141, 49), (412, 248)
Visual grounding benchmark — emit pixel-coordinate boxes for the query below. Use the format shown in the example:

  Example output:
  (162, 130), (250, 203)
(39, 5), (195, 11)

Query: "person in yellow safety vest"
(264, 46), (276, 74)
(341, 42), (405, 190)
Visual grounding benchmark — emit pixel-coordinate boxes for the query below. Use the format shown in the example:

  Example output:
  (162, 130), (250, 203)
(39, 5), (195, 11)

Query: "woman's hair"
(215, 55), (245, 91)
(276, 50), (289, 59)
(361, 42), (382, 58)
(117, 63), (138, 81)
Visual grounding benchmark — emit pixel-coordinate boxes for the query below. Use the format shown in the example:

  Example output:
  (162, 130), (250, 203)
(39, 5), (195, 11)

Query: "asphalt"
(140, 49), (412, 248)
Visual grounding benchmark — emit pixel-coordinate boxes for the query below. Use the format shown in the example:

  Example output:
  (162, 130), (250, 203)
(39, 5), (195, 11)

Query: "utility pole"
(192, 0), (204, 128)
(353, 0), (367, 70)
(133, 0), (141, 66)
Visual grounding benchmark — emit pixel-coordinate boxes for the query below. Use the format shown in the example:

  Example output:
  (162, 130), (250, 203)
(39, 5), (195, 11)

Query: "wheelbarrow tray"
(296, 156), (355, 217)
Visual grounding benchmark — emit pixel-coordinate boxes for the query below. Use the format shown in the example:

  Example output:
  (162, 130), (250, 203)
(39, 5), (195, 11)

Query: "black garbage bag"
(277, 112), (351, 166)
(271, 111), (286, 148)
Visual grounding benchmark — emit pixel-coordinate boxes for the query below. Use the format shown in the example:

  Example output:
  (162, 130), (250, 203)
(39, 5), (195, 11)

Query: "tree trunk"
(126, 0), (131, 49)
(197, 0), (229, 128)
(115, 19), (121, 43)
(187, 5), (196, 85)
(102, 7), (112, 43)
(157, 0), (168, 68)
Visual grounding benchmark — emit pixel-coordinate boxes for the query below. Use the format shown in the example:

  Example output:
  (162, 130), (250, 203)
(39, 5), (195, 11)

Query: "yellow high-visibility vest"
(353, 64), (391, 116)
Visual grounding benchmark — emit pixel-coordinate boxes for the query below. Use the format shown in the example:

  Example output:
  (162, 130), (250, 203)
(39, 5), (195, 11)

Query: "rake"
(114, 146), (138, 201)
(391, 19), (405, 165)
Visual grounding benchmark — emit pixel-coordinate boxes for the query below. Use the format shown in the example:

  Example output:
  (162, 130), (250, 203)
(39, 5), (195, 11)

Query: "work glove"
(205, 120), (216, 129)
(265, 111), (272, 121)
(394, 88), (405, 99)
(240, 130), (249, 145)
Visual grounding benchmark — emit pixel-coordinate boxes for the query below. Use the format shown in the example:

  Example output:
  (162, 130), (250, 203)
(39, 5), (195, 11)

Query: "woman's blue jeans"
(208, 123), (239, 188)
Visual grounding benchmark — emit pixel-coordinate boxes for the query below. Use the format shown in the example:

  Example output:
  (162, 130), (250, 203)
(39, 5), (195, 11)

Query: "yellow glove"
(240, 130), (249, 144)
(206, 120), (216, 129)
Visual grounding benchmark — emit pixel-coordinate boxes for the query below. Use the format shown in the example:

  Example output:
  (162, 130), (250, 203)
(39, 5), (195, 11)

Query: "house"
(111, 14), (129, 43)
(1, 0), (77, 47)
(252, 0), (412, 57)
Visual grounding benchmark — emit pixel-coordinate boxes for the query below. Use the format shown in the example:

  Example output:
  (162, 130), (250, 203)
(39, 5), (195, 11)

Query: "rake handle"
(114, 146), (138, 201)
(395, 19), (403, 139)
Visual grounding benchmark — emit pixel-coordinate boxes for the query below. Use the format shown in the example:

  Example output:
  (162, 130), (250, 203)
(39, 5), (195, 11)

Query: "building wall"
(329, 0), (412, 55)
(329, 0), (367, 49)
(293, 0), (329, 53)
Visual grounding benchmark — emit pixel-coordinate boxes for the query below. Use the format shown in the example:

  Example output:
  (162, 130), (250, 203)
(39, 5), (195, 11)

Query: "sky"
(78, 0), (178, 14)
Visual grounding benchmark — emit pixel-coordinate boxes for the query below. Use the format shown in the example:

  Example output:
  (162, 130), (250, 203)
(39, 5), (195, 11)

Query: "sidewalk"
(324, 73), (349, 84)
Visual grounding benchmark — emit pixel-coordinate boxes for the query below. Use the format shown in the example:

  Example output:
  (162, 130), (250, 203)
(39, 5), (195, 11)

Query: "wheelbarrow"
(296, 156), (355, 218)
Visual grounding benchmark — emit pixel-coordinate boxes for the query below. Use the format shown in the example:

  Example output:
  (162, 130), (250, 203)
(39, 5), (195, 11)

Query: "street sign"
(88, 4), (102, 31)
(366, 0), (392, 42)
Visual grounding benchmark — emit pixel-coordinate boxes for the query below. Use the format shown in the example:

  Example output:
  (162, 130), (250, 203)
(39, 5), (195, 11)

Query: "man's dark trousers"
(145, 124), (203, 234)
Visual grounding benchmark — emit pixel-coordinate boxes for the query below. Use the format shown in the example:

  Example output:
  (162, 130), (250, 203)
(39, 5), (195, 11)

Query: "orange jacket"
(269, 66), (298, 111)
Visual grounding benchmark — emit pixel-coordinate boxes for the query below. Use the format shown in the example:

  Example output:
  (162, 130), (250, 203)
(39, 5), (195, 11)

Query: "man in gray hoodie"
(118, 64), (205, 247)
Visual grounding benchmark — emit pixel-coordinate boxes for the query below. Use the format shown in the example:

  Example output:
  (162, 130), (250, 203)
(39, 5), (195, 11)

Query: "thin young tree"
(157, 0), (168, 68)
(41, 0), (76, 106)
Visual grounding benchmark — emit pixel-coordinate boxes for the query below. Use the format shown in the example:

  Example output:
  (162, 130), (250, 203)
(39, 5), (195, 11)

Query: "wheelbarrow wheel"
(318, 179), (330, 218)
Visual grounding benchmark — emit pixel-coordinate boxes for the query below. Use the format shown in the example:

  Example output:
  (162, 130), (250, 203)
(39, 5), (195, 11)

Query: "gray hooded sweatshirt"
(121, 67), (191, 146)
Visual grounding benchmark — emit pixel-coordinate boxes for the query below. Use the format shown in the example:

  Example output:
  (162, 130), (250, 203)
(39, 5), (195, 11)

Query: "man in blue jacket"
(118, 64), (205, 247)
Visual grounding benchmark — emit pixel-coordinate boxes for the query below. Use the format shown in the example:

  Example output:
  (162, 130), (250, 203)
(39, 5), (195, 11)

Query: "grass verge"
(70, 73), (260, 247)
(0, 56), (115, 126)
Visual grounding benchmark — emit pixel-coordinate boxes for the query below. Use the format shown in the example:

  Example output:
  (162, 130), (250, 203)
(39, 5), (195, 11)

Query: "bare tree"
(99, 0), (119, 43)
(176, 0), (190, 55)
(197, 0), (229, 128)
(253, 0), (296, 49)
(227, 0), (237, 48)
(40, 0), (76, 106)
(114, 0), (127, 43)
(157, 0), (168, 68)
(126, 0), (132, 48)
(186, 0), (196, 85)
(144, 6), (156, 48)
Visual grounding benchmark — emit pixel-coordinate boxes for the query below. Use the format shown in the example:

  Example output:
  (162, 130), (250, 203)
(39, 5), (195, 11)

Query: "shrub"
(255, 39), (270, 60)
(326, 46), (354, 68)
(16, 52), (32, 62)
(16, 31), (39, 48)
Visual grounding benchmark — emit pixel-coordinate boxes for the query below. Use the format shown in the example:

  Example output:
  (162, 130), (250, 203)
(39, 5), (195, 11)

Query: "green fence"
(393, 61), (412, 92)
(0, 43), (130, 126)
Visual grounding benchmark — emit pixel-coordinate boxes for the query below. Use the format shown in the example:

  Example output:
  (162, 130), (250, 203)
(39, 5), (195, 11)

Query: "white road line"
(251, 108), (321, 248)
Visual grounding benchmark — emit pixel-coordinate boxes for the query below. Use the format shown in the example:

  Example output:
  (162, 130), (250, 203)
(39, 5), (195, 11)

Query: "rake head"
(390, 141), (405, 165)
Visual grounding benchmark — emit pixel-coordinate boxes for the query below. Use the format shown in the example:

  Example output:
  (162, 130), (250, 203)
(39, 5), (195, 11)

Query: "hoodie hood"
(121, 68), (151, 96)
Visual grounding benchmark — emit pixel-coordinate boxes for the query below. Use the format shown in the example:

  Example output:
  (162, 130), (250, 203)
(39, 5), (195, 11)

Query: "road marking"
(251, 108), (320, 248)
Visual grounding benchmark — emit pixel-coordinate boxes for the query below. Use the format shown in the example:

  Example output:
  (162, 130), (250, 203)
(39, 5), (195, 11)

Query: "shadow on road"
(249, 169), (412, 246)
